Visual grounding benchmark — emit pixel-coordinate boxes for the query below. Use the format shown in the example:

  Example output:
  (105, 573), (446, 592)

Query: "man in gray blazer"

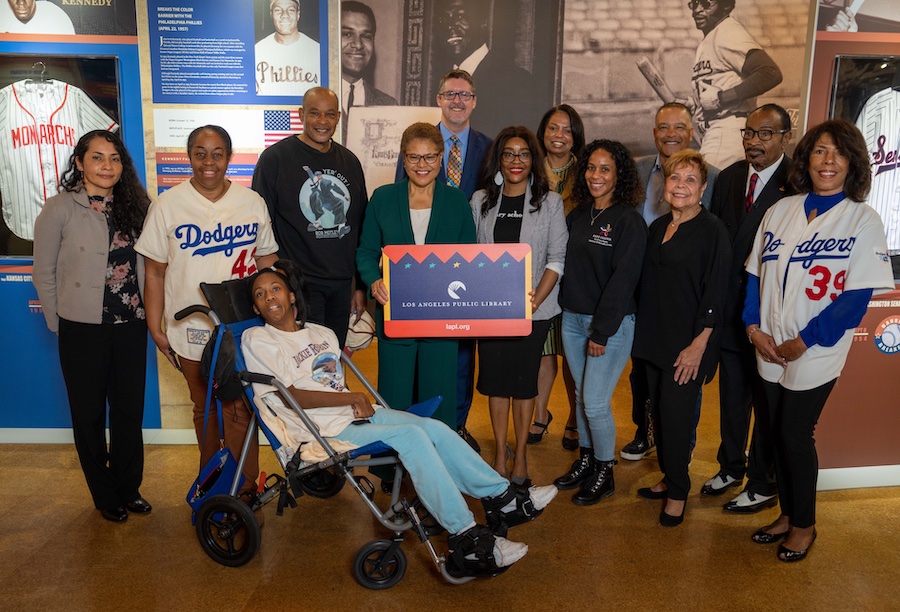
(621, 102), (719, 462)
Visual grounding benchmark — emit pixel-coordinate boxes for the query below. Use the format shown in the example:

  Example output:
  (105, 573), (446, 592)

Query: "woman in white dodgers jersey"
(135, 125), (279, 502)
(743, 120), (894, 562)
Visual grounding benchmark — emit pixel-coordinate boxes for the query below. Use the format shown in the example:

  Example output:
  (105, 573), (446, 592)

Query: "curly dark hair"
(60, 130), (149, 240)
(248, 259), (310, 326)
(571, 140), (644, 209)
(790, 119), (871, 202)
(536, 104), (586, 160)
(478, 126), (548, 216)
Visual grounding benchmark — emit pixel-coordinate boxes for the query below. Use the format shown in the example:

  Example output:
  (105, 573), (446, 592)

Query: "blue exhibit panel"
(0, 264), (160, 429)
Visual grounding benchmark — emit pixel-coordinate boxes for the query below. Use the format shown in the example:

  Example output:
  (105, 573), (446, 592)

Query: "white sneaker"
(490, 536), (528, 567)
(528, 484), (559, 511)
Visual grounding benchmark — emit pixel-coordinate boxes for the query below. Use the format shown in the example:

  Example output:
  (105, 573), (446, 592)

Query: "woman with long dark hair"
(471, 125), (568, 485)
(529, 104), (586, 450)
(33, 130), (152, 522)
(745, 120), (893, 560)
(552, 139), (647, 505)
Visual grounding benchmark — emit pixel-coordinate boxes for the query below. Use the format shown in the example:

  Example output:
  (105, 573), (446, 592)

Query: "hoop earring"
(494, 171), (503, 186)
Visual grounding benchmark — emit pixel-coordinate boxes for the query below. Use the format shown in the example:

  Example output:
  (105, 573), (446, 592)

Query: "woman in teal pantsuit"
(356, 123), (477, 427)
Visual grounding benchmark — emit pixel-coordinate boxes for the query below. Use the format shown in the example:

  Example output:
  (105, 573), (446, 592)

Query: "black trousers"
(716, 347), (776, 495)
(58, 319), (147, 510)
(646, 362), (701, 501)
(306, 277), (353, 348)
(763, 379), (836, 529)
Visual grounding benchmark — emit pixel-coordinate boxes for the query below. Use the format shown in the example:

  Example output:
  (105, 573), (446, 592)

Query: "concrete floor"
(0, 346), (898, 610)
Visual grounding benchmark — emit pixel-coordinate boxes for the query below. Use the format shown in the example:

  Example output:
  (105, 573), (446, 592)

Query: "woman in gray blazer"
(33, 130), (151, 523)
(471, 126), (568, 486)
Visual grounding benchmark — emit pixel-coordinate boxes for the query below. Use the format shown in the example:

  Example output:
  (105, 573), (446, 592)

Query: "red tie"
(745, 173), (759, 213)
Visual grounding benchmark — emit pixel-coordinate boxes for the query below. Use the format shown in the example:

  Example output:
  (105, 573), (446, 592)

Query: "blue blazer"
(394, 124), (492, 199)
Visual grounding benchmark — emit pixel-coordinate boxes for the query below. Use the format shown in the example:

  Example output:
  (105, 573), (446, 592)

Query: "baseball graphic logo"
(874, 316), (900, 355)
(299, 165), (351, 236)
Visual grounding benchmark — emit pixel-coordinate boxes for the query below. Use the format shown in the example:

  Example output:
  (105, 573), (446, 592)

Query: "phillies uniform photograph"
(0, 79), (117, 243)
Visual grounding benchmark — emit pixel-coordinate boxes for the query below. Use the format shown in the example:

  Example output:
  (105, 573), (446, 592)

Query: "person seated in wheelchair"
(242, 260), (558, 577)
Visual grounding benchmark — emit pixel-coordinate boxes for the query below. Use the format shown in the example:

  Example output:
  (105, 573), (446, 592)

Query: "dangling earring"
(528, 173), (534, 186)
(494, 171), (503, 186)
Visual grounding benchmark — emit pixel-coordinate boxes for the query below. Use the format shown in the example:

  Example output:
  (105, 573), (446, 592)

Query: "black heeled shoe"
(637, 486), (668, 500)
(778, 530), (816, 562)
(659, 501), (686, 527)
(751, 528), (789, 544)
(527, 412), (553, 444)
(561, 426), (579, 451)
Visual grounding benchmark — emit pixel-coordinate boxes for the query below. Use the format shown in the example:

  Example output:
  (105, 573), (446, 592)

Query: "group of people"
(31, 61), (894, 570)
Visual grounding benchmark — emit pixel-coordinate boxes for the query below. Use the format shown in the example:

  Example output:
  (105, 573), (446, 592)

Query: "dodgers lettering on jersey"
(175, 222), (260, 257)
(762, 230), (852, 302)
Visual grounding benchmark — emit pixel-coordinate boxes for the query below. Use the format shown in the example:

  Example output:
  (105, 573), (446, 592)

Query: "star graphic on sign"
(453, 262), (461, 268)
(502, 262), (509, 268)
(478, 262), (484, 268)
(405, 263), (411, 269)
(429, 263), (436, 269)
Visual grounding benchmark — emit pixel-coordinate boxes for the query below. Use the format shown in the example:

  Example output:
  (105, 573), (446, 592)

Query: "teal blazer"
(356, 180), (476, 344)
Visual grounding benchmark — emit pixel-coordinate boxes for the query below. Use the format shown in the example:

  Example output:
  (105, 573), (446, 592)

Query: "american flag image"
(263, 110), (303, 147)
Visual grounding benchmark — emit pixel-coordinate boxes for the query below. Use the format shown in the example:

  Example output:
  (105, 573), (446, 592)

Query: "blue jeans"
(562, 311), (635, 462)
(334, 408), (509, 535)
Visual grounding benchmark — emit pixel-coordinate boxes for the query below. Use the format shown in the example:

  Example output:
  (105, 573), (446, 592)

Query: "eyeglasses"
(740, 128), (789, 141)
(687, 0), (716, 10)
(438, 91), (475, 101)
(501, 150), (532, 162)
(404, 153), (440, 165)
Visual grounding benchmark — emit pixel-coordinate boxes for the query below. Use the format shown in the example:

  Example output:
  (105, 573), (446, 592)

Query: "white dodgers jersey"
(855, 86), (900, 253)
(0, 80), (118, 241)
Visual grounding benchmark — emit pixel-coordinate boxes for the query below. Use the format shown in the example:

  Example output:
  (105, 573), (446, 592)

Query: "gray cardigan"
(471, 186), (567, 321)
(32, 186), (145, 333)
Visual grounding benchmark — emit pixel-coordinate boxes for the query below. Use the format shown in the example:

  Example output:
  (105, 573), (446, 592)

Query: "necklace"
(669, 207), (700, 227)
(590, 205), (610, 225)
(549, 153), (575, 176)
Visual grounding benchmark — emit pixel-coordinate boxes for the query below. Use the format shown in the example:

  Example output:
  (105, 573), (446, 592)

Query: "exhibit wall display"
(0, 1), (157, 435)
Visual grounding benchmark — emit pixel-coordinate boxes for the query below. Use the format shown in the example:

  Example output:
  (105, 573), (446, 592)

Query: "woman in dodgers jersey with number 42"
(136, 125), (279, 500)
(743, 119), (893, 563)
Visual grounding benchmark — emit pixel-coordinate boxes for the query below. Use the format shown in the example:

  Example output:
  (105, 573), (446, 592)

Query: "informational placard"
(382, 244), (532, 338)
(345, 106), (441, 197)
(147, 0), (327, 104)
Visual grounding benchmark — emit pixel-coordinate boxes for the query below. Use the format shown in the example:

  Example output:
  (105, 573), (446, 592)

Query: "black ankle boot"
(554, 447), (595, 490)
(573, 460), (616, 506)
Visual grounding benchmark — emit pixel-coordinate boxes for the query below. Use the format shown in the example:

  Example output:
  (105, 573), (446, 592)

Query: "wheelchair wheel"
(195, 494), (261, 567)
(296, 467), (345, 498)
(353, 539), (407, 590)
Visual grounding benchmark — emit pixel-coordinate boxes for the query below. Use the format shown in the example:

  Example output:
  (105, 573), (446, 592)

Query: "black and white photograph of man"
(254, 0), (320, 97)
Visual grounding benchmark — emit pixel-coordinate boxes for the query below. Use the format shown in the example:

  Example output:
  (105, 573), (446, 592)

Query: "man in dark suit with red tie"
(394, 68), (491, 452)
(704, 103), (796, 512)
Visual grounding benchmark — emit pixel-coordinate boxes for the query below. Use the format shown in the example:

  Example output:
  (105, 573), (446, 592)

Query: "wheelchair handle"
(240, 371), (276, 385)
(174, 304), (211, 321)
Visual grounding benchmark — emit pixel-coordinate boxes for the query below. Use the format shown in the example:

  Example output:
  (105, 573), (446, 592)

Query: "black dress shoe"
(778, 530), (816, 562)
(101, 507), (128, 522)
(659, 502), (685, 527)
(751, 528), (789, 544)
(126, 498), (152, 513)
(637, 486), (667, 500)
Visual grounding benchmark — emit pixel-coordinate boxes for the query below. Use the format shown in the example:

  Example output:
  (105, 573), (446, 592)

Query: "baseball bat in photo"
(636, 56), (676, 103)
